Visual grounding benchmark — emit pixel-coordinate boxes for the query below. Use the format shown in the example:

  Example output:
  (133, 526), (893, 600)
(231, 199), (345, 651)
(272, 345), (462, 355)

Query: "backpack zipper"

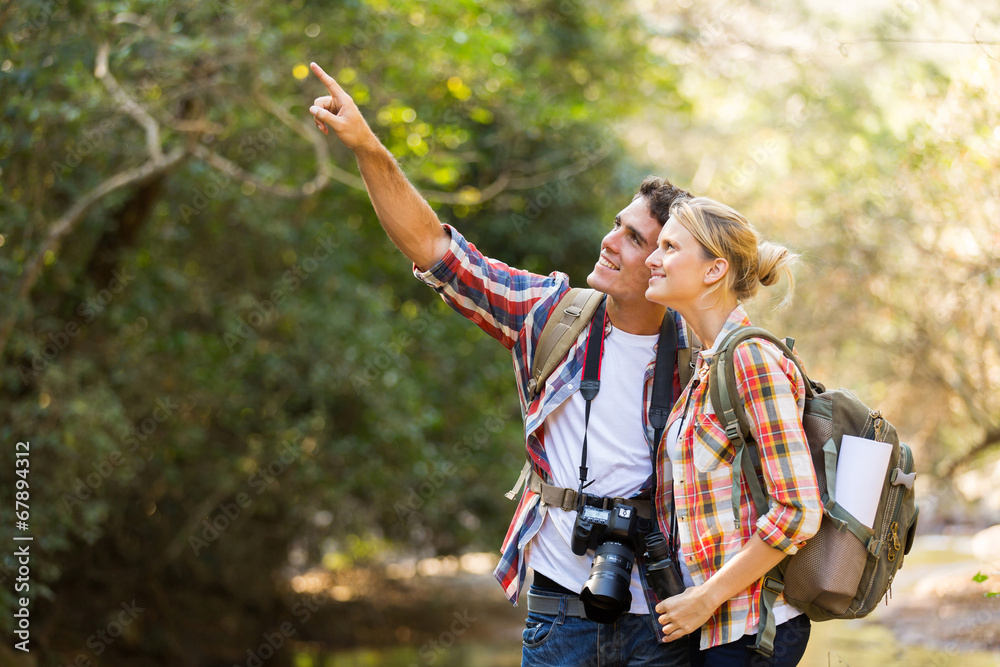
(860, 441), (912, 605)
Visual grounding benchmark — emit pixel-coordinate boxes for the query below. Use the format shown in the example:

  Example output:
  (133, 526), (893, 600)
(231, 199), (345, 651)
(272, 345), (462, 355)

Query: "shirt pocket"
(692, 413), (735, 473)
(688, 463), (739, 547)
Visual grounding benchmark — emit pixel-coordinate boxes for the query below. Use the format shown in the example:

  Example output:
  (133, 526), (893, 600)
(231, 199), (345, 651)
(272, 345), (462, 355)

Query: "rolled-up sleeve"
(413, 224), (568, 350)
(733, 340), (822, 554)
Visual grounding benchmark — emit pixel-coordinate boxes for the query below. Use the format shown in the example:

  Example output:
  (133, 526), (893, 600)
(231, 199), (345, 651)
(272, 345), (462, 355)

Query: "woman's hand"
(655, 584), (719, 642)
(657, 535), (788, 642)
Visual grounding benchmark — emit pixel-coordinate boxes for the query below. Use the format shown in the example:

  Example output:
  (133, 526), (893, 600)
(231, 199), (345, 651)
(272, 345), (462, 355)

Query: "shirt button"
(567, 383), (574, 390)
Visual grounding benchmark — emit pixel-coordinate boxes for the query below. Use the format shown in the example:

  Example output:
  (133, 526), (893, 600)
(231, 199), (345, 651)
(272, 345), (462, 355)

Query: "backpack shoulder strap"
(507, 288), (603, 501)
(528, 287), (604, 400)
(707, 326), (816, 522)
(709, 326), (812, 453)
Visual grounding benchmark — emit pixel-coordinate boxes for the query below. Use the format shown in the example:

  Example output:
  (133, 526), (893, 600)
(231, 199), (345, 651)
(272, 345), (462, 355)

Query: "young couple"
(308, 63), (822, 666)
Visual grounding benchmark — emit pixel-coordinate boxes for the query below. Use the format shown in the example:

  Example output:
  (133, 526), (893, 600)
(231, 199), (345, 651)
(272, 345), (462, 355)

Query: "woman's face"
(644, 216), (720, 309)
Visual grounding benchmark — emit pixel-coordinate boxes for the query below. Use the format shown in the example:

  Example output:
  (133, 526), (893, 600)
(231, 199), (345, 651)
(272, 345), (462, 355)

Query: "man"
(309, 62), (691, 666)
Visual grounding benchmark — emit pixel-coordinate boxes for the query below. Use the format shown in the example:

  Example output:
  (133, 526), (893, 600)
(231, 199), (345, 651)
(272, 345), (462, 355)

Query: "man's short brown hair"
(634, 176), (692, 226)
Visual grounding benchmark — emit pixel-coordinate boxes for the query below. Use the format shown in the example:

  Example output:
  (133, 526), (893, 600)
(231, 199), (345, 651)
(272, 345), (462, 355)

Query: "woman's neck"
(676, 296), (740, 351)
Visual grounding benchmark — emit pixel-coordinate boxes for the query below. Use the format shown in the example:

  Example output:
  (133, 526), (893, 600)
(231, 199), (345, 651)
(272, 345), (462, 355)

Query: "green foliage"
(0, 0), (684, 655)
(3, 0), (996, 658)
(973, 571), (1000, 598)
(636, 0), (1000, 482)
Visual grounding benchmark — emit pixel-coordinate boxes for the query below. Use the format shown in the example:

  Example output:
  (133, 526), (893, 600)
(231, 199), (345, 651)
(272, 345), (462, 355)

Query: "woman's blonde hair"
(668, 197), (797, 305)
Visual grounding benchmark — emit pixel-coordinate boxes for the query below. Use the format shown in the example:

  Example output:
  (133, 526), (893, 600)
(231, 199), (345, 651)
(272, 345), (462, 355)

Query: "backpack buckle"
(560, 487), (578, 511)
(866, 537), (884, 558)
(762, 575), (784, 595)
(724, 421), (742, 443)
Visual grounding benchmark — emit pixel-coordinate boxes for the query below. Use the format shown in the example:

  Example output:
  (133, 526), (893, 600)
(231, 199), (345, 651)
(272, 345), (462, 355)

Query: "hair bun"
(757, 242), (793, 288)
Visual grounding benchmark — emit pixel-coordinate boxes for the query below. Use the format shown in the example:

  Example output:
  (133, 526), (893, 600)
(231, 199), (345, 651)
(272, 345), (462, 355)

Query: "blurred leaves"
(0, 0), (677, 655)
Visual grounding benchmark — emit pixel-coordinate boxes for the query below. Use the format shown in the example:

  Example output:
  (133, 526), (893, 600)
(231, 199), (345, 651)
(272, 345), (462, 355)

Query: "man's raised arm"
(308, 62), (450, 271)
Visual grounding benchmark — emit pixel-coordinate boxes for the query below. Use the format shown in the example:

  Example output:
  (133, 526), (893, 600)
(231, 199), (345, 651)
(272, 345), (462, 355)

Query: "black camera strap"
(577, 297), (607, 498)
(650, 312), (678, 449)
(576, 301), (681, 515)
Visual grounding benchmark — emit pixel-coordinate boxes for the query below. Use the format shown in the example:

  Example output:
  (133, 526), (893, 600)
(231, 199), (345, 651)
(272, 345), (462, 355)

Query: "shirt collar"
(696, 304), (752, 369)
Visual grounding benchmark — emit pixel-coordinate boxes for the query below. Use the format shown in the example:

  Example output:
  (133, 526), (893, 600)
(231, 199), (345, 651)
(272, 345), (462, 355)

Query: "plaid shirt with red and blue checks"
(414, 225), (688, 609)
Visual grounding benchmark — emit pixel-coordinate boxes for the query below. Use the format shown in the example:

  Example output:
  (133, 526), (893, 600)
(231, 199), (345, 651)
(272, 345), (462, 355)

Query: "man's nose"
(603, 228), (621, 252)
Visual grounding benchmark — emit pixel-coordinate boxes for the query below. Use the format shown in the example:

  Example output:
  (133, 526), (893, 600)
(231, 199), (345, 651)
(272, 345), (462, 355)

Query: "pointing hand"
(308, 62), (376, 151)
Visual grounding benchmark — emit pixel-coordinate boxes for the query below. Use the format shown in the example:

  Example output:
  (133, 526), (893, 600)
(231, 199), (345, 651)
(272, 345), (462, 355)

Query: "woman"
(643, 197), (822, 666)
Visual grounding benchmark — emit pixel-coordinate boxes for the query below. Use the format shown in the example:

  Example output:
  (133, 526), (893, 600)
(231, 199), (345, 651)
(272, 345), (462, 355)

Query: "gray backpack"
(708, 326), (919, 657)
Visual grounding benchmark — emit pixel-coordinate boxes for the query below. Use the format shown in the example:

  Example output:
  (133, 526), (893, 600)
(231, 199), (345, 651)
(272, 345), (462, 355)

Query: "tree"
(0, 0), (687, 658)
(630, 0), (1000, 497)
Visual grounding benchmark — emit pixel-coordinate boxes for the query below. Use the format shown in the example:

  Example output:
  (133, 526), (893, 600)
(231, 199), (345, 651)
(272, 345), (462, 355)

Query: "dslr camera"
(571, 501), (685, 623)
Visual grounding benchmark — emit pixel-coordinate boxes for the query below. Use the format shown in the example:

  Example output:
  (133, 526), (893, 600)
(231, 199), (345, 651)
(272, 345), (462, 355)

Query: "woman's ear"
(703, 257), (729, 286)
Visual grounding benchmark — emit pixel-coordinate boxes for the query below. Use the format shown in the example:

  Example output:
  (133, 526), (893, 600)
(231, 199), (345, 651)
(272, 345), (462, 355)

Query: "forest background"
(1, 0), (998, 663)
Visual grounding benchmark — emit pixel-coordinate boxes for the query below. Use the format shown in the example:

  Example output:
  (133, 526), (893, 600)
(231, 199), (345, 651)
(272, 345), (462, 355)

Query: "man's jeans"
(521, 586), (691, 666)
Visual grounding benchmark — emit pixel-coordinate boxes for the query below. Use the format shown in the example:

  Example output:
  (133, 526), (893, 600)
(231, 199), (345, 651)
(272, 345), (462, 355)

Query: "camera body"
(571, 502), (650, 557)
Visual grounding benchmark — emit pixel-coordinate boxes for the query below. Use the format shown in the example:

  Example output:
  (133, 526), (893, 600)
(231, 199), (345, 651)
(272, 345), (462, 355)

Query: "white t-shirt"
(528, 326), (658, 615)
(662, 330), (803, 632)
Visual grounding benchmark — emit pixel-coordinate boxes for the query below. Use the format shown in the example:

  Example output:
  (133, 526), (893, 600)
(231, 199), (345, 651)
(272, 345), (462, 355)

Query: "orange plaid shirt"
(655, 306), (822, 650)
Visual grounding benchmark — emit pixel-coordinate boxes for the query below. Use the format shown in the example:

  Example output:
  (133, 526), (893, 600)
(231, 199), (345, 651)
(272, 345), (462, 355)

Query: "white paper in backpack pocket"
(834, 435), (894, 529)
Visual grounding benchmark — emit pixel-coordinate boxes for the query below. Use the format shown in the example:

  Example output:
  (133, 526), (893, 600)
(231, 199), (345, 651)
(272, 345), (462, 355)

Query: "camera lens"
(579, 541), (634, 623)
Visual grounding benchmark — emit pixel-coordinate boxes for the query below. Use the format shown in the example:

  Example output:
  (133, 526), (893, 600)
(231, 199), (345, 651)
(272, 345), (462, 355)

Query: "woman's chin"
(645, 284), (668, 306)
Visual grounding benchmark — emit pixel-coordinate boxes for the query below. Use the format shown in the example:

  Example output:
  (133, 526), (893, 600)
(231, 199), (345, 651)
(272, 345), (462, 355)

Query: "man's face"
(586, 196), (662, 303)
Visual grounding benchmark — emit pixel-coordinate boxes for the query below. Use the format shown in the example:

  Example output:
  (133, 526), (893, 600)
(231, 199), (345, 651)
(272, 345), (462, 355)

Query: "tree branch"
(189, 143), (337, 197)
(0, 148), (188, 361)
(95, 42), (163, 161)
(837, 37), (1000, 58)
(942, 429), (1000, 478)
(157, 477), (243, 567)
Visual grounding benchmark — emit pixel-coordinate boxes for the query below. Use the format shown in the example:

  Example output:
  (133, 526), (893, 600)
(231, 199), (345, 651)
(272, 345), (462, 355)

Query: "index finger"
(310, 62), (349, 100)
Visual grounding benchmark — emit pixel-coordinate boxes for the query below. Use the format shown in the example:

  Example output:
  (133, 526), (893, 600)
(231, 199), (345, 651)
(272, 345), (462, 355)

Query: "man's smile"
(598, 256), (620, 271)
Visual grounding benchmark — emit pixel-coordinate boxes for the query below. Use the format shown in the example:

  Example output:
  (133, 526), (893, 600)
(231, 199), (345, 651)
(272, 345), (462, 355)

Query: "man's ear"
(704, 258), (729, 286)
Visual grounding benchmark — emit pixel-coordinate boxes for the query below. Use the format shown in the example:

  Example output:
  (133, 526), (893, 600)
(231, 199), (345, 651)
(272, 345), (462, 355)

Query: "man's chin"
(585, 270), (607, 293)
